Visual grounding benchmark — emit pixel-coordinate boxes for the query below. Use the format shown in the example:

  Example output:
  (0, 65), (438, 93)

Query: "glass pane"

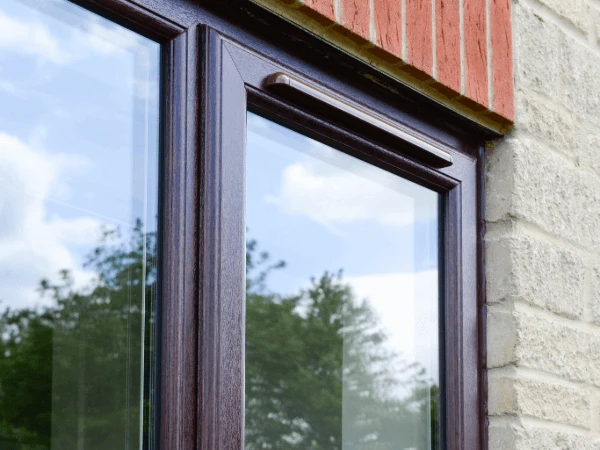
(245, 112), (440, 450)
(0, 1), (160, 449)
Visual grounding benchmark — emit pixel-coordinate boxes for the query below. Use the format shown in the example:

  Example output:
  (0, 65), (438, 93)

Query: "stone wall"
(486, 0), (600, 447)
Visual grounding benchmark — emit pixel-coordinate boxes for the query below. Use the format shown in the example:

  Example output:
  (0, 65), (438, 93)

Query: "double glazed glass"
(245, 113), (441, 449)
(0, 1), (160, 448)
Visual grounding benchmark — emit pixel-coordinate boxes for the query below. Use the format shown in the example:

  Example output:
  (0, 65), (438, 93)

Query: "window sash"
(63, 1), (487, 449)
(200, 28), (481, 450)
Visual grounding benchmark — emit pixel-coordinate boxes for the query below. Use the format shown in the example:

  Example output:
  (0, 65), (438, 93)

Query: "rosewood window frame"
(66, 0), (495, 449)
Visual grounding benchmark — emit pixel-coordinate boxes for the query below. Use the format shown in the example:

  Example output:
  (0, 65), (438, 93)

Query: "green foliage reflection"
(0, 229), (438, 450)
(245, 239), (439, 450)
(0, 223), (156, 449)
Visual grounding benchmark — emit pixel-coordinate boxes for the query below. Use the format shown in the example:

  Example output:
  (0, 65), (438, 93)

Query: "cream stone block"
(513, 3), (560, 96)
(486, 235), (585, 318)
(489, 376), (590, 428)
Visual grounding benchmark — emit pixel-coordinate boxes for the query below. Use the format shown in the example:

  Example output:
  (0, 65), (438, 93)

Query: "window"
(0, 1), (160, 448)
(245, 112), (440, 449)
(0, 1), (489, 449)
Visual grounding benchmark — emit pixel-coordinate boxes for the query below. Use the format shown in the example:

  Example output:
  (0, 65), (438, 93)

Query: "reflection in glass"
(0, 1), (160, 449)
(245, 112), (440, 449)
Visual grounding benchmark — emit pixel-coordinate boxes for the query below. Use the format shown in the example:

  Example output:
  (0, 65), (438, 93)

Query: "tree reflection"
(0, 228), (438, 450)
(0, 222), (156, 449)
(246, 239), (439, 450)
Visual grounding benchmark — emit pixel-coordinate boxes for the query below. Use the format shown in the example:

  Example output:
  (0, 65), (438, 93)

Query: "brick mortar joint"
(518, 0), (600, 57)
(516, 86), (600, 132)
(250, 0), (514, 131)
(513, 88), (600, 170)
(504, 128), (580, 166)
(490, 415), (600, 443)
(488, 413), (591, 432)
(488, 377), (592, 431)
(489, 414), (597, 436)
(489, 365), (599, 393)
(485, 216), (600, 262)
(488, 300), (600, 338)
(488, 293), (584, 322)
(522, 0), (594, 34)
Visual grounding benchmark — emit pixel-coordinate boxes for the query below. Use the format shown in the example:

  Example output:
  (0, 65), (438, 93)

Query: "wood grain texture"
(436, 0), (461, 94)
(490, 0), (514, 119)
(217, 43), (247, 450)
(477, 145), (489, 450)
(197, 27), (221, 450)
(198, 29), (246, 450)
(374, 0), (403, 59)
(160, 26), (201, 450)
(406, 0), (434, 76)
(464, 0), (489, 106)
(69, 0), (184, 40)
(443, 185), (463, 450)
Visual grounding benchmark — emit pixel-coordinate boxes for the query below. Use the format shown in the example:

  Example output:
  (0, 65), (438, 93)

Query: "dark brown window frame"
(65, 1), (494, 449)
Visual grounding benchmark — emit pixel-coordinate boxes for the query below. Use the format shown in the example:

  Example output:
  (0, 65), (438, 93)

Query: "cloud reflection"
(0, 132), (101, 309)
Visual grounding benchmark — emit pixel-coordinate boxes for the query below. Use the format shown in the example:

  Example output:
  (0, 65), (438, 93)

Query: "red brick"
(331, 23), (371, 45)
(304, 0), (336, 23)
(341, 0), (371, 41)
(406, 0), (434, 76)
(457, 94), (488, 112)
(490, 0), (514, 120)
(374, 0), (402, 59)
(464, 0), (489, 107)
(436, 0), (460, 93)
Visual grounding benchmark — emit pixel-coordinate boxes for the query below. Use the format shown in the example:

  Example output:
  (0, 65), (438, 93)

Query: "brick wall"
(252, 0), (514, 132)
(486, 0), (600, 447)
